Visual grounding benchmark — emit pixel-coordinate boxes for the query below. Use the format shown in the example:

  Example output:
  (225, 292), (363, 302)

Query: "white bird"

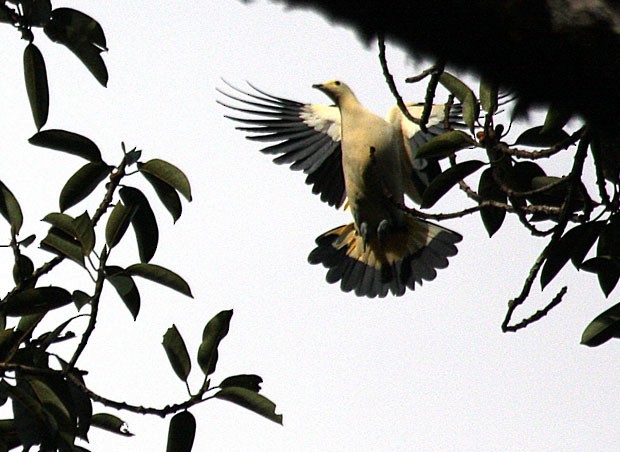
(218, 80), (462, 297)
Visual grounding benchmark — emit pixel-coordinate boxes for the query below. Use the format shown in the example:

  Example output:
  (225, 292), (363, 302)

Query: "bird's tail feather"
(308, 215), (461, 298)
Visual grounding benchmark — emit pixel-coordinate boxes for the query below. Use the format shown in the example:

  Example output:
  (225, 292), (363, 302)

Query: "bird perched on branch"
(218, 80), (462, 297)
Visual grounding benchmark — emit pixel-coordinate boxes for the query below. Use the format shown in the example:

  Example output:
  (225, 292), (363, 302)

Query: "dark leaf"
(25, 0), (52, 27)
(166, 411), (196, 452)
(541, 222), (605, 289)
(125, 263), (193, 298)
(421, 160), (484, 208)
(0, 180), (23, 234)
(140, 170), (182, 222)
(72, 290), (91, 310)
(13, 254), (34, 286)
(439, 72), (473, 103)
(478, 168), (506, 237)
(581, 301), (620, 347)
(119, 187), (158, 263)
(515, 125), (570, 147)
(10, 380), (47, 448)
(105, 266), (140, 320)
(505, 161), (546, 192)
(29, 129), (101, 162)
(598, 217), (620, 258)
(59, 161), (112, 211)
(162, 325), (191, 382)
(220, 375), (263, 392)
(41, 227), (85, 266)
(580, 256), (620, 297)
(42, 212), (74, 233)
(90, 413), (133, 436)
(215, 387), (282, 425)
(20, 234), (36, 247)
(105, 202), (136, 249)
(439, 72), (478, 131)
(139, 159), (192, 201)
(2, 287), (72, 317)
(462, 91), (480, 132)
(414, 130), (476, 160)
(479, 78), (498, 114)
(541, 104), (572, 135)
(23, 43), (49, 130)
(44, 8), (108, 86)
(197, 310), (233, 376)
(72, 211), (95, 255)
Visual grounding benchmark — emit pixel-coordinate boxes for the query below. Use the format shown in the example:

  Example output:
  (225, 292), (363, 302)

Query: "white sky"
(0, 1), (618, 451)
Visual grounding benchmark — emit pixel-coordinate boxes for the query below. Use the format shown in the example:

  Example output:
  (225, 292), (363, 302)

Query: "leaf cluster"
(390, 63), (620, 346)
(0, 2), (282, 451)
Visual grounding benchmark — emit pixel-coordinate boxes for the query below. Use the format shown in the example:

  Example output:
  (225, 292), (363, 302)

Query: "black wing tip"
(309, 226), (462, 297)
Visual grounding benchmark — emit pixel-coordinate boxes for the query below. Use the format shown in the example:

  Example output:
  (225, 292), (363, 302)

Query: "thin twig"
(502, 130), (591, 331)
(377, 34), (420, 126)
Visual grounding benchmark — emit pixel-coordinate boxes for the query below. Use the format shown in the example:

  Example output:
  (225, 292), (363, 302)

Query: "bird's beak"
(312, 83), (324, 90)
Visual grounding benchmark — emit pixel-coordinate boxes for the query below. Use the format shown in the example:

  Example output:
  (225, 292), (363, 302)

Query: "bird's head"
(312, 80), (354, 105)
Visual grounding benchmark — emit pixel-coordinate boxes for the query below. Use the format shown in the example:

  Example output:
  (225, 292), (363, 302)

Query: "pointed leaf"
(162, 325), (191, 382)
(44, 8), (108, 86)
(166, 411), (196, 452)
(479, 78), (498, 114)
(60, 161), (112, 211)
(139, 159), (192, 201)
(41, 227), (85, 266)
(105, 202), (136, 249)
(515, 125), (570, 147)
(414, 130), (476, 160)
(215, 387), (282, 424)
(568, 221), (605, 267)
(90, 413), (133, 436)
(0, 181), (23, 234)
(2, 287), (72, 316)
(581, 302), (620, 347)
(72, 290), (91, 310)
(23, 43), (49, 130)
(42, 212), (74, 234)
(197, 310), (233, 376)
(462, 91), (480, 132)
(119, 187), (158, 263)
(598, 217), (620, 258)
(439, 72), (473, 102)
(13, 254), (34, 286)
(421, 160), (484, 208)
(140, 171), (182, 222)
(125, 263), (193, 298)
(220, 375), (263, 392)
(541, 222), (605, 289)
(28, 378), (71, 423)
(541, 104), (572, 135)
(580, 256), (620, 297)
(105, 266), (140, 320)
(29, 129), (101, 161)
(478, 168), (506, 237)
(72, 211), (95, 255)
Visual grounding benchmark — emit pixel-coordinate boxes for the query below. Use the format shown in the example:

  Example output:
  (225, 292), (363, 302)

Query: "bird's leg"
(359, 221), (370, 250)
(377, 219), (391, 246)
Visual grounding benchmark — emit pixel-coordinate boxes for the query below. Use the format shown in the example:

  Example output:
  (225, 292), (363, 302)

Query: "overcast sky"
(0, 1), (618, 451)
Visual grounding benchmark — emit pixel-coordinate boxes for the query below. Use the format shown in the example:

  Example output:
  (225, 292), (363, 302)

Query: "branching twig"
(502, 130), (591, 331)
(503, 286), (568, 332)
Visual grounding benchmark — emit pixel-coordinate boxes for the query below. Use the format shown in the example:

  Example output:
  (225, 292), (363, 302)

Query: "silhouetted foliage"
(0, 2), (281, 451)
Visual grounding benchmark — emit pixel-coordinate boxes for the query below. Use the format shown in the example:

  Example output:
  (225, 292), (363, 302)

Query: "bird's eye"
(335, 81), (341, 86)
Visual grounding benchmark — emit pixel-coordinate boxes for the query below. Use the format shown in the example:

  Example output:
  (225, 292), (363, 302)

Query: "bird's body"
(219, 79), (462, 297)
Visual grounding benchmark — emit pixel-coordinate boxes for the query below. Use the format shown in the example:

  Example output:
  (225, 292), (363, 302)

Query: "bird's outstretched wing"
(387, 102), (464, 204)
(217, 81), (346, 209)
